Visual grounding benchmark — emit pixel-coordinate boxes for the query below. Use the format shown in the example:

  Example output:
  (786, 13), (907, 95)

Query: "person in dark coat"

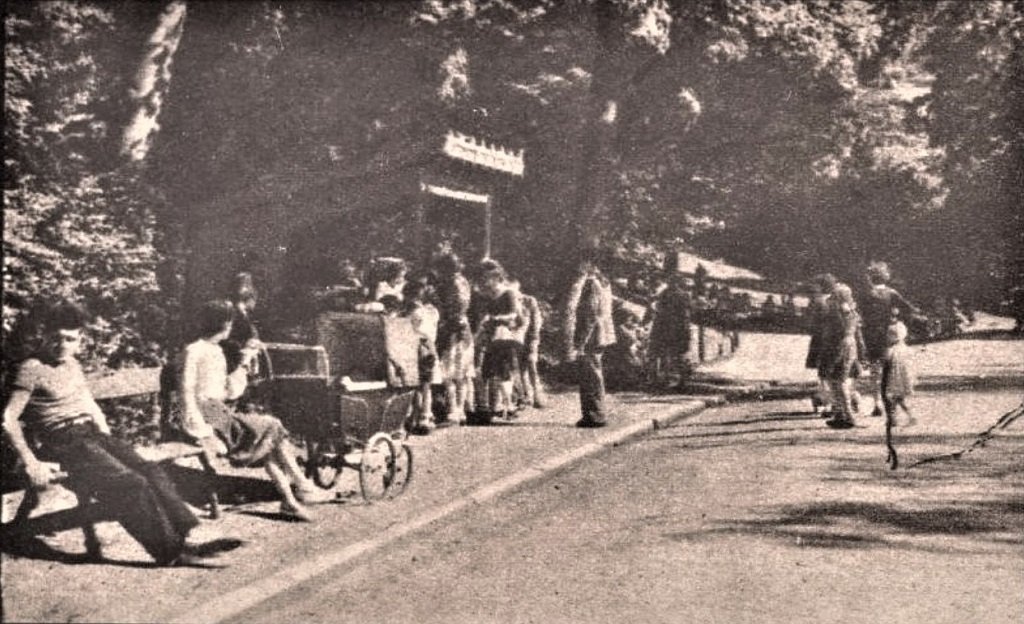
(648, 270), (693, 387)
(805, 273), (837, 414)
(859, 261), (919, 417)
(564, 258), (616, 427)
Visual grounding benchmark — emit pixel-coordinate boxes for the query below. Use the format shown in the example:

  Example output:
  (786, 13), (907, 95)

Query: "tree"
(912, 0), (1023, 308)
(3, 1), (168, 367)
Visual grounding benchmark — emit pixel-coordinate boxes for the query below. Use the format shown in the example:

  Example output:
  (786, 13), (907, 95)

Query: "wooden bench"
(3, 367), (220, 559)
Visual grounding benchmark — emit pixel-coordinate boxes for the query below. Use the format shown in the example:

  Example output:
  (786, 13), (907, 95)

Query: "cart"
(251, 312), (421, 502)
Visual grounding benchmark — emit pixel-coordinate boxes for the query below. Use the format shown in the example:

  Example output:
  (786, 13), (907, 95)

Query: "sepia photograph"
(2, 1), (1022, 622)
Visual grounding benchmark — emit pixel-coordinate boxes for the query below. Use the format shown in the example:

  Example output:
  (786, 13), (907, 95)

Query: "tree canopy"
(3, 0), (1022, 366)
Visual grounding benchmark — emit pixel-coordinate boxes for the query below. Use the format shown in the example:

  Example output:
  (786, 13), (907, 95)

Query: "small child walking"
(882, 319), (916, 427)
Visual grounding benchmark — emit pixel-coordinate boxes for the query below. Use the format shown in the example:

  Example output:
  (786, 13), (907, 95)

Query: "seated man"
(2, 301), (213, 566)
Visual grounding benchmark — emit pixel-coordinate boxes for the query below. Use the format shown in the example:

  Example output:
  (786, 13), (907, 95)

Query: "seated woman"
(178, 300), (328, 521)
(2, 301), (210, 566)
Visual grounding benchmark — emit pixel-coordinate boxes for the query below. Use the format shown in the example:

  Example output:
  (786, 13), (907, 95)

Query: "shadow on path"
(665, 498), (1024, 553)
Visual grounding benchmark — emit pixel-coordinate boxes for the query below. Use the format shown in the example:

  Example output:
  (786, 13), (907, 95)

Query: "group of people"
(1, 295), (332, 567)
(1, 252), (929, 568)
(804, 261), (918, 430)
(0, 251), (565, 568)
(313, 252), (546, 432)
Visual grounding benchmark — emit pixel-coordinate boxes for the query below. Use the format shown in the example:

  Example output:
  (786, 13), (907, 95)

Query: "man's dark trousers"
(38, 423), (199, 564)
(578, 351), (606, 424)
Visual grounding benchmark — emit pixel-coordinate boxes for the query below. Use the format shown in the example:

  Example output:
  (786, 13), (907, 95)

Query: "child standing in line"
(882, 318), (916, 427)
(404, 281), (442, 435)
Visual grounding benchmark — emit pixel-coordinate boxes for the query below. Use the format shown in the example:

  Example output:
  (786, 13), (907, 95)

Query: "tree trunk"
(122, 1), (187, 162)
(572, 0), (620, 260)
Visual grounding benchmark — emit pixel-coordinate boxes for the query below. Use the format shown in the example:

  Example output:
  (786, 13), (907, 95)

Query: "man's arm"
(83, 393), (111, 435)
(563, 275), (587, 360)
(575, 279), (601, 352)
(2, 389), (57, 488)
(892, 289), (920, 316)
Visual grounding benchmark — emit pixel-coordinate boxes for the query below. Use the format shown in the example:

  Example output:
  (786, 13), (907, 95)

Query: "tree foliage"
(3, 0), (1021, 366)
(3, 1), (169, 368)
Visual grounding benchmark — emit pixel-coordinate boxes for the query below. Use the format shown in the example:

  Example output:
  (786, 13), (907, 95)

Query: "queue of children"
(312, 252), (547, 431)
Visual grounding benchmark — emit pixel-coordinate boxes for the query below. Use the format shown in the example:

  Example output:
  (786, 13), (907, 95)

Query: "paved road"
(236, 389), (1024, 624)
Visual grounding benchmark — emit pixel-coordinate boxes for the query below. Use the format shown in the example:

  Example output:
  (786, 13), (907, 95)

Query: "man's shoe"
(825, 417), (855, 429)
(870, 406), (883, 417)
(575, 419), (607, 429)
(465, 411), (494, 426)
(165, 551), (228, 568)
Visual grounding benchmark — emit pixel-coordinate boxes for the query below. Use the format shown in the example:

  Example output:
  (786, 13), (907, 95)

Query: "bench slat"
(134, 442), (206, 463)
(87, 368), (162, 400)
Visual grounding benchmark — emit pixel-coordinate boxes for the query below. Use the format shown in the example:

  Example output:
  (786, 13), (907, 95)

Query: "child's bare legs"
(414, 382), (435, 432)
(445, 380), (464, 420)
(526, 357), (544, 408)
(870, 362), (884, 415)
(499, 379), (515, 414)
(813, 377), (832, 414)
(488, 376), (513, 414)
(462, 378), (474, 418)
(900, 399), (916, 426)
(889, 397), (915, 426)
(827, 378), (855, 425)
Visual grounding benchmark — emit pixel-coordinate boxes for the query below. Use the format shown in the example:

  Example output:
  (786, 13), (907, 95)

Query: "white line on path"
(171, 401), (709, 624)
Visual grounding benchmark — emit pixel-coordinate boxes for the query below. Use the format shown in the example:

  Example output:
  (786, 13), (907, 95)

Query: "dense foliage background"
(3, 0), (1022, 369)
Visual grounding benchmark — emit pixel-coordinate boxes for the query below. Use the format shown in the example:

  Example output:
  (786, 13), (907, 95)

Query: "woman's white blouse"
(180, 339), (247, 439)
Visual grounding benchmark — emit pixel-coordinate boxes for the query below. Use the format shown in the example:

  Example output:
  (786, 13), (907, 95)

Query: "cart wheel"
(359, 432), (397, 502)
(310, 440), (342, 490)
(385, 443), (414, 498)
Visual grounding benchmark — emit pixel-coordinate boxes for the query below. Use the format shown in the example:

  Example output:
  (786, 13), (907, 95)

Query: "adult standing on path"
(564, 258), (616, 428)
(859, 261), (919, 417)
(819, 283), (868, 429)
(648, 256), (693, 388)
(805, 273), (837, 414)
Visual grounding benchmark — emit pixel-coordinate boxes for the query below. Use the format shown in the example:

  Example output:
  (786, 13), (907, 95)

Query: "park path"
(233, 390), (1024, 624)
(1, 389), (708, 623)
